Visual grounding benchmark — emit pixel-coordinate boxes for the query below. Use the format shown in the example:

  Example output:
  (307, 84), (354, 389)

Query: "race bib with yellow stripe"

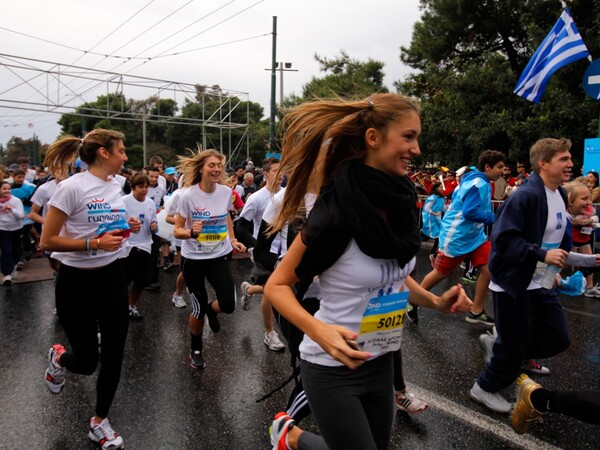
(194, 213), (228, 253)
(357, 290), (408, 353)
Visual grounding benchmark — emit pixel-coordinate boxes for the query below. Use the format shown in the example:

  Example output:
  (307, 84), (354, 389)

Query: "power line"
(131, 0), (239, 58)
(0, 25), (149, 61)
(109, 0), (196, 56)
(70, 0), (156, 66)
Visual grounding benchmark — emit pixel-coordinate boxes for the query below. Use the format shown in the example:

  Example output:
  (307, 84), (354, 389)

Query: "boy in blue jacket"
(416, 150), (505, 325)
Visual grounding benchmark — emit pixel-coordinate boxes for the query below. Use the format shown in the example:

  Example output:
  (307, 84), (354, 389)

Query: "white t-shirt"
(262, 190), (317, 257)
(48, 171), (129, 268)
(300, 239), (415, 366)
(31, 179), (59, 219)
(239, 187), (279, 239)
(490, 186), (567, 292)
(167, 187), (187, 248)
(0, 196), (25, 231)
(122, 193), (157, 254)
(25, 168), (37, 183)
(113, 174), (128, 196)
(148, 184), (167, 212)
(177, 183), (233, 260)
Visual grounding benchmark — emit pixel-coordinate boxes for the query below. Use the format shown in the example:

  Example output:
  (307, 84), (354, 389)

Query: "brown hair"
(530, 138), (572, 174)
(477, 150), (506, 172)
(272, 93), (420, 233)
(177, 148), (227, 188)
(44, 128), (125, 179)
(130, 172), (149, 189)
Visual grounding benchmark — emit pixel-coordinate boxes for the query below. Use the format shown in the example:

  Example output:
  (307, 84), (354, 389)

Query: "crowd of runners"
(1, 93), (599, 450)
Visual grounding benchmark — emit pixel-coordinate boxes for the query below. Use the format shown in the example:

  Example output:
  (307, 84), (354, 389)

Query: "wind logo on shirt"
(86, 198), (126, 223)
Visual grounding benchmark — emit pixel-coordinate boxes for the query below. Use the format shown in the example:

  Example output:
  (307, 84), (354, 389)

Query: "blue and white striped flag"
(514, 8), (589, 103)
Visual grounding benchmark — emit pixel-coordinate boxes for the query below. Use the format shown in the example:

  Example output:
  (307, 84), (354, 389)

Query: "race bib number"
(357, 291), (408, 353)
(194, 214), (228, 253)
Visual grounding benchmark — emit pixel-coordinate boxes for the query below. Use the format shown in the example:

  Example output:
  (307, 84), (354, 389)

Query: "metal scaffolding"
(0, 53), (250, 163)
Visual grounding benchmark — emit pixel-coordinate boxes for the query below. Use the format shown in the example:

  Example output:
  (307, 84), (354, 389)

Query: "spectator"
(17, 156), (37, 183)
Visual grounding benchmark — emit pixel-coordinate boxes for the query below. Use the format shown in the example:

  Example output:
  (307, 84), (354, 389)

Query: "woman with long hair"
(173, 149), (246, 369)
(266, 94), (472, 450)
(41, 129), (141, 449)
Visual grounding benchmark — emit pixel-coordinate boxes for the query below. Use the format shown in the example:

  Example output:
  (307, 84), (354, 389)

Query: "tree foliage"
(301, 51), (388, 100)
(398, 0), (600, 170)
(56, 90), (268, 169)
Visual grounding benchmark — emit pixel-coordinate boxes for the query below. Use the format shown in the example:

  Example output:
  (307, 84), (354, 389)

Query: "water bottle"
(541, 264), (560, 289)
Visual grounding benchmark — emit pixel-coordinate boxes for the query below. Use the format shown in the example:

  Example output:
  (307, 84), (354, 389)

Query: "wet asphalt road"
(1, 247), (599, 449)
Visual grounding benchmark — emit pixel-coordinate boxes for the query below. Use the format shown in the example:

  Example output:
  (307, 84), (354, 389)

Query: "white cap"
(456, 166), (469, 178)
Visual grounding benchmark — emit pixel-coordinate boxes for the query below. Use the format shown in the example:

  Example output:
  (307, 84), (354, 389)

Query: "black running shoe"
(190, 351), (206, 369)
(406, 304), (419, 324)
(206, 302), (220, 333)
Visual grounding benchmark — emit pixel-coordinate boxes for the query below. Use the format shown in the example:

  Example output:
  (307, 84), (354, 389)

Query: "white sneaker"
(584, 285), (600, 298)
(128, 305), (142, 320)
(479, 332), (494, 364)
(2, 274), (12, 286)
(240, 281), (253, 311)
(172, 293), (186, 308)
(470, 382), (512, 413)
(88, 417), (124, 449)
(264, 331), (285, 352)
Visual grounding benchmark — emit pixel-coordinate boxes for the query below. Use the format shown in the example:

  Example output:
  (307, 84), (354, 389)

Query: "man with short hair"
(17, 156), (37, 183)
(470, 138), (598, 414)
(149, 155), (167, 188)
(441, 171), (458, 198)
(516, 162), (530, 178)
(413, 150), (506, 326)
(236, 158), (286, 351)
(239, 172), (257, 202)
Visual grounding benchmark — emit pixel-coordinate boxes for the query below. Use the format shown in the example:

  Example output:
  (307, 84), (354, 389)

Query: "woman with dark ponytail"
(40, 129), (140, 449)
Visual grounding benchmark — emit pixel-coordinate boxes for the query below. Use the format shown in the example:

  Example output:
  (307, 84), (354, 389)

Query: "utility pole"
(142, 116), (147, 168)
(269, 16), (277, 151)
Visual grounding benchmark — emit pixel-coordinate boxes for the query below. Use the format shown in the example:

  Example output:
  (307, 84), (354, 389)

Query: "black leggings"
(55, 260), (129, 418)
(299, 353), (394, 450)
(182, 256), (236, 320)
(532, 389), (600, 425)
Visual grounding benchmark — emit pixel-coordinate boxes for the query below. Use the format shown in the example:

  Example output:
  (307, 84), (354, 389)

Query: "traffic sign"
(583, 59), (600, 100)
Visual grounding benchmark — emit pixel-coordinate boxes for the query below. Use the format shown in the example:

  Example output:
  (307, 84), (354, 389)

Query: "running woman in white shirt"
(174, 149), (246, 370)
(266, 94), (472, 450)
(40, 129), (141, 450)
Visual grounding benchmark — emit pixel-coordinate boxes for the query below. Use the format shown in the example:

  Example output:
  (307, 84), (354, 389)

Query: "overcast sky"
(0, 0), (422, 146)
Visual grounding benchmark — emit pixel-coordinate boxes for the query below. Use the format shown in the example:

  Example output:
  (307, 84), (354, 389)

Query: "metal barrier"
(417, 195), (600, 252)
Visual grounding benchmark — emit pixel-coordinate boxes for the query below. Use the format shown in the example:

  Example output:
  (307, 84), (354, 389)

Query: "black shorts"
(124, 247), (155, 287)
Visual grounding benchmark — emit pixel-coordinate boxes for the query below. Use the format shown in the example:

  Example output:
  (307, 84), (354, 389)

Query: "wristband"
(85, 239), (90, 252)
(190, 229), (198, 239)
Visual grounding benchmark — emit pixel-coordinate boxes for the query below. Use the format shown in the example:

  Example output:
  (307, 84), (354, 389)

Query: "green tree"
(301, 51), (388, 100)
(398, 0), (599, 169)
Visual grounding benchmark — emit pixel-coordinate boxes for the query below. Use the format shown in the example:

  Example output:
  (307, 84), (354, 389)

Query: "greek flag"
(514, 8), (589, 103)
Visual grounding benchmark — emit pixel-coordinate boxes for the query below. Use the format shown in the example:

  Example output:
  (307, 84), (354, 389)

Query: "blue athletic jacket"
(421, 194), (445, 239)
(489, 173), (571, 298)
(439, 170), (494, 257)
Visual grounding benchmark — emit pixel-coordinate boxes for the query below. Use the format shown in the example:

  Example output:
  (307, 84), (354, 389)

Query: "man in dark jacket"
(470, 138), (599, 414)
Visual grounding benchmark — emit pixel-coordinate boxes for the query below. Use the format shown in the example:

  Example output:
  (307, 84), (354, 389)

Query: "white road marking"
(406, 383), (562, 450)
